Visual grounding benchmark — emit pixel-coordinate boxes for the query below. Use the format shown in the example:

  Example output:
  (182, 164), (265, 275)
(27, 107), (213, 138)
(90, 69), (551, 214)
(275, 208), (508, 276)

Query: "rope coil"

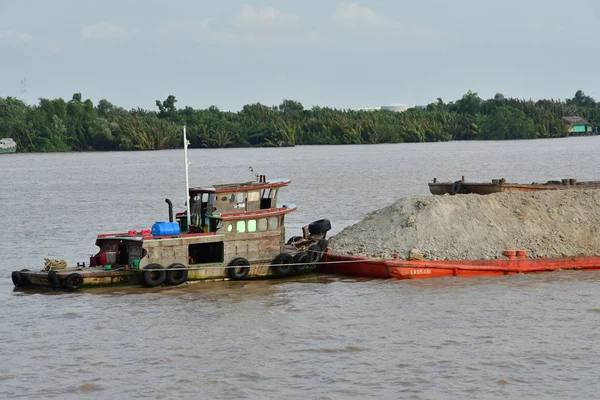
(44, 258), (67, 271)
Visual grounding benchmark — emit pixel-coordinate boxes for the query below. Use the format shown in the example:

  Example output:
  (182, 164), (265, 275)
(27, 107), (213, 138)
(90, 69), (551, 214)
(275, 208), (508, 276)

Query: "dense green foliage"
(0, 90), (598, 152)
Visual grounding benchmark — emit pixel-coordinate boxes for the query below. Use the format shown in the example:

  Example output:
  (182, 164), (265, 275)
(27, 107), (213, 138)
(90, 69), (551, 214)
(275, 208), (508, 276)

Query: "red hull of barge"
(321, 253), (600, 280)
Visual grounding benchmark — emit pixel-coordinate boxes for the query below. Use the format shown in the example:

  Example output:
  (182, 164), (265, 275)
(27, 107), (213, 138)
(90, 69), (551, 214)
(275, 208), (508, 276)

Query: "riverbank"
(2, 90), (598, 152)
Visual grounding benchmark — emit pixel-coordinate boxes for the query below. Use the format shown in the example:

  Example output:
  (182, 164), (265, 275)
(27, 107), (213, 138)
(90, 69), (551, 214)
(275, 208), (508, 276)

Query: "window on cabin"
(268, 216), (278, 229)
(211, 218), (223, 232)
(237, 221), (246, 233)
(248, 219), (257, 232)
(227, 223), (233, 232)
(258, 218), (267, 231)
(260, 189), (274, 209)
(118, 243), (145, 266)
(188, 242), (223, 264)
(248, 191), (259, 202)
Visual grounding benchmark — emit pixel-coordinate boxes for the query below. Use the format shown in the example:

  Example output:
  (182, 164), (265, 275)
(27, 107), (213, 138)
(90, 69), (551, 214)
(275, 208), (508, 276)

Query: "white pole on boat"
(184, 125), (191, 231)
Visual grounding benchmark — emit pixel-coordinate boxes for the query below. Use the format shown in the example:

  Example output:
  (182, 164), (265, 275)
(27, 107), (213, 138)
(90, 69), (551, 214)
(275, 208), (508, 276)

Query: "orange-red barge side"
(321, 251), (600, 280)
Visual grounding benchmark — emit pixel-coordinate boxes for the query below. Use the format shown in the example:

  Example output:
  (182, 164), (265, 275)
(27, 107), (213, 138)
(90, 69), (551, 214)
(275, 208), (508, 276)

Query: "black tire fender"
(142, 264), (166, 287)
(166, 263), (188, 285)
(228, 258), (250, 280)
(47, 271), (59, 289)
(19, 269), (30, 286)
(293, 252), (310, 272)
(11, 271), (23, 287)
(451, 181), (462, 195)
(286, 235), (303, 245)
(307, 243), (323, 267)
(64, 273), (84, 291)
(318, 239), (329, 253)
(272, 253), (293, 275)
(308, 219), (331, 235)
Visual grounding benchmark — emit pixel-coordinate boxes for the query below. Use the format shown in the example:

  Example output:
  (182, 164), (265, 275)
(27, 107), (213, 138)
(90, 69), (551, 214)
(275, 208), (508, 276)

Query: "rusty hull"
(429, 177), (600, 195)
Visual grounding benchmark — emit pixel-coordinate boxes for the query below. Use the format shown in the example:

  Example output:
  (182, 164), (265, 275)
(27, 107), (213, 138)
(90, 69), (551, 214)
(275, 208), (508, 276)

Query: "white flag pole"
(184, 125), (191, 231)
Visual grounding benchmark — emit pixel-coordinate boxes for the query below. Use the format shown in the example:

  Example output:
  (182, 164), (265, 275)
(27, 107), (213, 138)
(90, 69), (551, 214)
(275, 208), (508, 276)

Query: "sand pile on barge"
(329, 189), (600, 260)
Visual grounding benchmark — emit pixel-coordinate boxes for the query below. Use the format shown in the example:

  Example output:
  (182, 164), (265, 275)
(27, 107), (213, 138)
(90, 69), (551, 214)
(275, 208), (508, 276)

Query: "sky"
(1, 0), (599, 111)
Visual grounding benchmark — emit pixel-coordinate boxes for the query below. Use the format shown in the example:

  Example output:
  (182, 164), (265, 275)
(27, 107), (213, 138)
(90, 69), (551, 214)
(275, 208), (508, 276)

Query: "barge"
(320, 251), (600, 280)
(429, 176), (600, 195)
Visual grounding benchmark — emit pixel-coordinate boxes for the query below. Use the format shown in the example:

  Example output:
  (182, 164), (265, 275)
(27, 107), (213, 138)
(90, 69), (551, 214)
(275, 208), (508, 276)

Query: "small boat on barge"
(11, 127), (331, 292)
(321, 251), (600, 280)
(429, 176), (600, 195)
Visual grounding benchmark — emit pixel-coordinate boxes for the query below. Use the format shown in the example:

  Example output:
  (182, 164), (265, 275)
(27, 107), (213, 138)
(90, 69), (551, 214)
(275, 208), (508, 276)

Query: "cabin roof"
(190, 178), (291, 194)
(96, 236), (142, 242)
(562, 116), (590, 125)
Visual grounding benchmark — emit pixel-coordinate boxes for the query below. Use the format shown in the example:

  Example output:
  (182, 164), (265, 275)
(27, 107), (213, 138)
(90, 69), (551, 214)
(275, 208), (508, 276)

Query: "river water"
(1, 137), (600, 399)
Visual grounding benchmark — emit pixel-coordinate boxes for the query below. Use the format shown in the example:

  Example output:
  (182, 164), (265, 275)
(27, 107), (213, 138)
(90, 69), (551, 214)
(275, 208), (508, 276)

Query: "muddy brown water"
(2, 138), (600, 399)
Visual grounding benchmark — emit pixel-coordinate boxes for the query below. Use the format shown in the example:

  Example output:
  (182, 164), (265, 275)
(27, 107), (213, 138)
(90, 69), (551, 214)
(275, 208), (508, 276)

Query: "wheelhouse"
(178, 175), (292, 234)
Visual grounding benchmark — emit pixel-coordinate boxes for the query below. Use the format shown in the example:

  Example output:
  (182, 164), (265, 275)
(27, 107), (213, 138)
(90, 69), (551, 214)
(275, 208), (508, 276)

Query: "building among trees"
(561, 116), (593, 135)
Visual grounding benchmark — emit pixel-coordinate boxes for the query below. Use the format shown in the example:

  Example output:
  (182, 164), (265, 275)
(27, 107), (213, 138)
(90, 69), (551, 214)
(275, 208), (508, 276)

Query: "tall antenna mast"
(20, 79), (27, 104)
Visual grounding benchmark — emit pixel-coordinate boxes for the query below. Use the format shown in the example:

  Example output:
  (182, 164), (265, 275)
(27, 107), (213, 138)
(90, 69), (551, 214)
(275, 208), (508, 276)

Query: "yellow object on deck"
(44, 258), (67, 271)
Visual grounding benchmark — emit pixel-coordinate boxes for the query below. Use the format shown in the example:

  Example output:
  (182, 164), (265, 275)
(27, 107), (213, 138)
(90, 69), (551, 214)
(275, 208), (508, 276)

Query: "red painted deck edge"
(321, 253), (600, 280)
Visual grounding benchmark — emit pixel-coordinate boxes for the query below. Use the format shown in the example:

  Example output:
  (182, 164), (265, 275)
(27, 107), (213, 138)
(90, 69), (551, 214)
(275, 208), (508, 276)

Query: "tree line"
(0, 90), (598, 152)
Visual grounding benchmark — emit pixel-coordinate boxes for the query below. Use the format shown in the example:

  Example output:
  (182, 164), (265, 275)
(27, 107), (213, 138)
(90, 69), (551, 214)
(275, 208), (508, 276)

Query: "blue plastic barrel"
(151, 221), (181, 236)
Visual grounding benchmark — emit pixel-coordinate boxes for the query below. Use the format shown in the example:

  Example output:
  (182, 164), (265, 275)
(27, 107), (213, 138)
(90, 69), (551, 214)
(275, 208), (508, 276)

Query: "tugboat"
(11, 129), (331, 291)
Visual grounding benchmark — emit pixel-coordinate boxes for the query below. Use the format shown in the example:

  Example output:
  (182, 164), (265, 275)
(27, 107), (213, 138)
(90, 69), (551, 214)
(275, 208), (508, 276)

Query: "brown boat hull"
(429, 179), (600, 195)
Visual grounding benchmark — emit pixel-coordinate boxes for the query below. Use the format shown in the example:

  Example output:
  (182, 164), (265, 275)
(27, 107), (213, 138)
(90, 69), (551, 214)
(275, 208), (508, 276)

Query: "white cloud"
(334, 2), (384, 26)
(81, 23), (128, 39)
(333, 2), (444, 42)
(161, 6), (306, 47)
(234, 5), (299, 29)
(0, 30), (32, 42)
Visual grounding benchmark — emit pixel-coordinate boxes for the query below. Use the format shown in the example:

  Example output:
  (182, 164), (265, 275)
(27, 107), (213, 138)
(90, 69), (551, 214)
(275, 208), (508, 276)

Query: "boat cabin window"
(190, 192), (210, 215)
(236, 221), (246, 233)
(233, 192), (246, 210)
(117, 243), (145, 266)
(248, 191), (259, 202)
(258, 218), (267, 231)
(209, 218), (222, 232)
(246, 191), (260, 211)
(268, 216), (279, 229)
(260, 188), (279, 209)
(188, 242), (223, 264)
(228, 218), (269, 233)
(213, 192), (244, 213)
